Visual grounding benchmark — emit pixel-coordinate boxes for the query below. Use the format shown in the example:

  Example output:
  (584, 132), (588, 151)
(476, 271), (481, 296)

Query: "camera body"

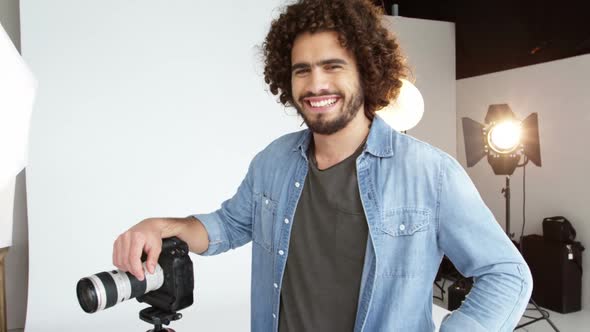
(138, 236), (194, 312)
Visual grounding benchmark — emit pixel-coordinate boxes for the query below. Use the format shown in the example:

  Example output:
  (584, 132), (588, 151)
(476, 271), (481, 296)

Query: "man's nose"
(306, 69), (330, 95)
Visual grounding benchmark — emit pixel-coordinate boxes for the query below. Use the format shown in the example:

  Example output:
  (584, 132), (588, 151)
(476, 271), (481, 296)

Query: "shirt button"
(265, 199), (269, 205)
(273, 283), (278, 288)
(278, 250), (284, 255)
(284, 218), (289, 224)
(273, 313), (276, 319)
(295, 182), (300, 188)
(399, 224), (406, 231)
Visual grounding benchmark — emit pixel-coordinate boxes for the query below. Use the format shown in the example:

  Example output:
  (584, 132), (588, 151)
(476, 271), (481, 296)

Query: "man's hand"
(112, 216), (209, 280)
(113, 218), (163, 281)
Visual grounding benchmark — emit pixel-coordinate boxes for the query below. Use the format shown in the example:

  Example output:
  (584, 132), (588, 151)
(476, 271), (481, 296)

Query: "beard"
(294, 87), (364, 135)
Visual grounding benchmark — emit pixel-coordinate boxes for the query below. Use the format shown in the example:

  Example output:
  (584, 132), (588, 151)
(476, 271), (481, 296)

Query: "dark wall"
(376, 0), (590, 78)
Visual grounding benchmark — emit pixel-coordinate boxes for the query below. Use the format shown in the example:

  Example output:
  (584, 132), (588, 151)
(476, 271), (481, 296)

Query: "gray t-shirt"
(278, 141), (369, 332)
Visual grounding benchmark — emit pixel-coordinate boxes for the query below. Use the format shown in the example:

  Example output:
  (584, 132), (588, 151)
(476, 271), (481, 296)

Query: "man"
(113, 0), (532, 331)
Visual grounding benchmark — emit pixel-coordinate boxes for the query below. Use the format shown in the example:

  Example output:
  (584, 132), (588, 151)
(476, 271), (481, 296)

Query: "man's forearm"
(440, 262), (532, 331)
(157, 216), (210, 254)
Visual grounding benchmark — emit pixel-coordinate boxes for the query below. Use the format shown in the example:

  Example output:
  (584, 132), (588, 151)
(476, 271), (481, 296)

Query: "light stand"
(516, 301), (559, 331)
(505, 174), (558, 331)
(501, 176), (515, 239)
(462, 104), (559, 331)
(501, 175), (559, 331)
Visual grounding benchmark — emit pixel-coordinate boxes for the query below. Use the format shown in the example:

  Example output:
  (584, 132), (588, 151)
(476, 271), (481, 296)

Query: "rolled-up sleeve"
(191, 153), (260, 256)
(437, 155), (533, 331)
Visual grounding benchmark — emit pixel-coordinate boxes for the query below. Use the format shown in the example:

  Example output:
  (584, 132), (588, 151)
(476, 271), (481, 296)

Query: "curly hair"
(262, 0), (406, 120)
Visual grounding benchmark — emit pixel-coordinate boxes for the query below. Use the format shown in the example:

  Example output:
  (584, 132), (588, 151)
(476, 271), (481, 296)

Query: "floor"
(9, 310), (589, 332)
(8, 288), (588, 332)
(516, 309), (589, 332)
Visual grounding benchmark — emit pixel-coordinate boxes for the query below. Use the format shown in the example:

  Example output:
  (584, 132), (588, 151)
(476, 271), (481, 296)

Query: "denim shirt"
(194, 115), (532, 332)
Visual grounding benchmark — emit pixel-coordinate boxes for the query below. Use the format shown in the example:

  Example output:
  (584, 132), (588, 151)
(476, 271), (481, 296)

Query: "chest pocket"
(374, 207), (432, 277)
(252, 193), (276, 252)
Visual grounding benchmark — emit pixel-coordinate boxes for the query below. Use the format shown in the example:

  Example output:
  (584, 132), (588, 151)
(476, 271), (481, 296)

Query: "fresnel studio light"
(462, 104), (541, 175)
(462, 103), (541, 239)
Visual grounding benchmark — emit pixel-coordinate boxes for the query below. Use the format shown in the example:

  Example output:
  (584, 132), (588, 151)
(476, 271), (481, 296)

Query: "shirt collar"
(294, 114), (395, 158)
(365, 114), (394, 158)
(294, 129), (312, 158)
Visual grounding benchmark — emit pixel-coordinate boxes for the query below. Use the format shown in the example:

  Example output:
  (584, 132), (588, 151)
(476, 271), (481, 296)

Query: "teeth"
(310, 98), (337, 108)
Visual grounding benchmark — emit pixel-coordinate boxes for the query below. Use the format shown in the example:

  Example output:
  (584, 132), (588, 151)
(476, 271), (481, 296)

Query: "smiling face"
(291, 31), (365, 135)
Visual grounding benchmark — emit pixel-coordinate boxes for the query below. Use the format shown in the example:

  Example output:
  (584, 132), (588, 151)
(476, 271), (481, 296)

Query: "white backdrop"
(22, 1), (298, 330)
(382, 16), (456, 157)
(21, 1), (456, 330)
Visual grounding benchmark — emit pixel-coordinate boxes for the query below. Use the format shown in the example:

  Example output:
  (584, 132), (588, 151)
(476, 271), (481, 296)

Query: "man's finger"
(145, 244), (161, 274)
(121, 233), (132, 271)
(113, 238), (121, 268)
(128, 236), (145, 280)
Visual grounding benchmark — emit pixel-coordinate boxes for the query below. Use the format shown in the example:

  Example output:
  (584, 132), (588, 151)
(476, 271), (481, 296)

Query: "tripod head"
(140, 306), (183, 332)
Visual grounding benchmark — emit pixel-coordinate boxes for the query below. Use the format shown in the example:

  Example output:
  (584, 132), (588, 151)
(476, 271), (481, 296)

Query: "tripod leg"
(529, 300), (559, 332)
(515, 299), (561, 331)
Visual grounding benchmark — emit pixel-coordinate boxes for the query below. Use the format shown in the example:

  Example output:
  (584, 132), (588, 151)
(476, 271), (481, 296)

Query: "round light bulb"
(488, 121), (522, 153)
(376, 78), (424, 132)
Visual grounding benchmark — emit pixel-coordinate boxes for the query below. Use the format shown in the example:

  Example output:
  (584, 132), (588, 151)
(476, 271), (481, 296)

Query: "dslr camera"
(77, 237), (194, 330)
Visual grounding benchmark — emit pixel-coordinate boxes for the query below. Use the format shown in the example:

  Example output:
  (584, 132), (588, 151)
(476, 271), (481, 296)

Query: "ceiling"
(376, 0), (590, 78)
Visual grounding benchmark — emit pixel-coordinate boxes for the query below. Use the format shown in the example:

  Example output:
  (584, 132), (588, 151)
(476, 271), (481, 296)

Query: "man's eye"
(327, 65), (342, 70)
(295, 69), (310, 75)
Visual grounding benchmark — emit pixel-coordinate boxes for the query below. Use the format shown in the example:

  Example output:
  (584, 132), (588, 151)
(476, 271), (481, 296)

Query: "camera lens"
(76, 263), (164, 313)
(76, 278), (98, 313)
